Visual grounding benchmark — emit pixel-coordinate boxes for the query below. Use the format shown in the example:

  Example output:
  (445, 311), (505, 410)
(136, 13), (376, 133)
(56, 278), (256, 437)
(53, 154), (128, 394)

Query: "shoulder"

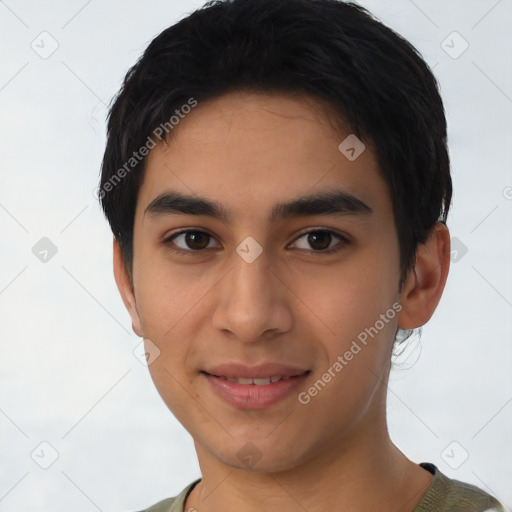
(133, 478), (201, 512)
(134, 497), (177, 512)
(416, 463), (505, 512)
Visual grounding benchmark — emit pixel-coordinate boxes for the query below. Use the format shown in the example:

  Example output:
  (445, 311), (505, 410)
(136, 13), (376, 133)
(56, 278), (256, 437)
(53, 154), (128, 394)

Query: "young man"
(99, 1), (505, 511)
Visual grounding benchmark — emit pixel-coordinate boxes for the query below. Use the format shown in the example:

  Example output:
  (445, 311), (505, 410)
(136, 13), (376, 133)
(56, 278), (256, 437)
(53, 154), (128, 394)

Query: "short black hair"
(99, 0), (452, 289)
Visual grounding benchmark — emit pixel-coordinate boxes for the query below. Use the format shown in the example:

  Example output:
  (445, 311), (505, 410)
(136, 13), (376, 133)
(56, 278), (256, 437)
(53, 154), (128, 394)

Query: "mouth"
(200, 370), (312, 410)
(201, 371), (310, 385)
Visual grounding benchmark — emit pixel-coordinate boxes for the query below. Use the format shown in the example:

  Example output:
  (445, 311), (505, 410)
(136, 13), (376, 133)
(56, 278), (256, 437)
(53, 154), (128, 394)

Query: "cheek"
(134, 247), (207, 333)
(293, 252), (398, 341)
(133, 254), (216, 386)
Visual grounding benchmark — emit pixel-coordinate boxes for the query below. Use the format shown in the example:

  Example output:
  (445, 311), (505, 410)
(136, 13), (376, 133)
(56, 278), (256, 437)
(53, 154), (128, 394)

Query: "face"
(122, 92), (406, 472)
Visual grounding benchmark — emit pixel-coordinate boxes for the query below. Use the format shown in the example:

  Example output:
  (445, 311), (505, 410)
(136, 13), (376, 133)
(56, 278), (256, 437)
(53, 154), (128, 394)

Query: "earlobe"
(397, 222), (451, 330)
(112, 238), (143, 337)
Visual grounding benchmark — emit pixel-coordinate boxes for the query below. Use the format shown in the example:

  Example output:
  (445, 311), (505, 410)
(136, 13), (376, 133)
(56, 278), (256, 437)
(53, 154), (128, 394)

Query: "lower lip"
(202, 372), (310, 410)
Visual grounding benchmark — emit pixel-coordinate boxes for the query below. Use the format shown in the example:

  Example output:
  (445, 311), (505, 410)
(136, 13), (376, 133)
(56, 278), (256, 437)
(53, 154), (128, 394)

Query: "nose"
(211, 247), (293, 343)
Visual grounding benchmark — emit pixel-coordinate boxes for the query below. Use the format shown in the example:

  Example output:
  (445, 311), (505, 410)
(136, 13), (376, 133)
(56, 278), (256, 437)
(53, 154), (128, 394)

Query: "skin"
(114, 91), (451, 512)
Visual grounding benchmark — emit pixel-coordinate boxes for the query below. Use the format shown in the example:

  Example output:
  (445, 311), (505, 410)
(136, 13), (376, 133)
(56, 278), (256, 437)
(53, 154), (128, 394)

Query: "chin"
(211, 438), (304, 475)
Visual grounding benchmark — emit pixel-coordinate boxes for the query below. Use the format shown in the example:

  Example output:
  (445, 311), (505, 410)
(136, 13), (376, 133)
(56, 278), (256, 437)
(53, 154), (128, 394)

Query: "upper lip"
(202, 362), (310, 379)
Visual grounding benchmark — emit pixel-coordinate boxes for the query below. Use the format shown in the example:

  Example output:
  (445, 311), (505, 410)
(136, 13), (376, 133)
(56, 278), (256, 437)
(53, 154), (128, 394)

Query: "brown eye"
(307, 231), (332, 250)
(186, 232), (210, 250)
(291, 229), (348, 253)
(166, 230), (218, 252)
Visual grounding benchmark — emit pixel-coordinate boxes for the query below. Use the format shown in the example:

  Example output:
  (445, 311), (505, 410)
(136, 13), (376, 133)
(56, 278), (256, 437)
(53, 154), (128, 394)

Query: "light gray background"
(0, 0), (511, 510)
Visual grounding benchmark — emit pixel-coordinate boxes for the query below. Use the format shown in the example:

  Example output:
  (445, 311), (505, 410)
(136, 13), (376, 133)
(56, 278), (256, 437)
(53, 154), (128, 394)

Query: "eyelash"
(163, 228), (350, 256)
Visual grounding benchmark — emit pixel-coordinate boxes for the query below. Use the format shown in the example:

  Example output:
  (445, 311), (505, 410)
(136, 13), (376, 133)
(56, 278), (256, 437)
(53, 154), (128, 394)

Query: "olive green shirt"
(137, 463), (505, 512)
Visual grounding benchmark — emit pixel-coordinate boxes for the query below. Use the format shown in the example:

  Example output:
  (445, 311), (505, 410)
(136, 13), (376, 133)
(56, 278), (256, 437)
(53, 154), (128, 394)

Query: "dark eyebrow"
(144, 189), (372, 223)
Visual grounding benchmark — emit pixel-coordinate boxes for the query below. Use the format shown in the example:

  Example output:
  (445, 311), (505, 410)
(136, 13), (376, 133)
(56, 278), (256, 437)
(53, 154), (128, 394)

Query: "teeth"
(254, 377), (272, 385)
(216, 375), (292, 385)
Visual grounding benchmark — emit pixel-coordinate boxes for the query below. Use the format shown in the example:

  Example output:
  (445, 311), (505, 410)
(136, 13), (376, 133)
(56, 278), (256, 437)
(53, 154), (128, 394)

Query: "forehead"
(135, 91), (389, 222)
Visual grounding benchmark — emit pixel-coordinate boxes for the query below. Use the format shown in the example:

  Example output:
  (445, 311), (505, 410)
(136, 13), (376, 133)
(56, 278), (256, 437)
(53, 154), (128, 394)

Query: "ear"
(396, 221), (451, 329)
(113, 238), (143, 337)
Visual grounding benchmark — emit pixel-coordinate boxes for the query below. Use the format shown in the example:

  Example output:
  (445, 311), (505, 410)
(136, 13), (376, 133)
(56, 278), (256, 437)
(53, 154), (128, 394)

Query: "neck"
(185, 417), (433, 512)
